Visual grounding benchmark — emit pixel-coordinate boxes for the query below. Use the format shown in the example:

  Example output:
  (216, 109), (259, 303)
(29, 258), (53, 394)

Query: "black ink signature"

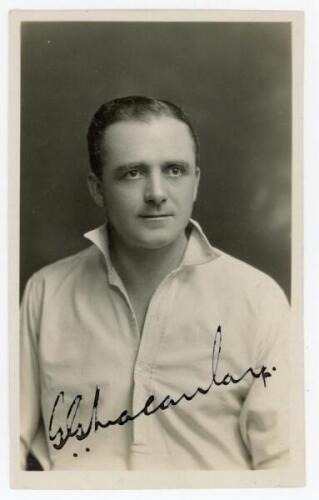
(48, 326), (276, 450)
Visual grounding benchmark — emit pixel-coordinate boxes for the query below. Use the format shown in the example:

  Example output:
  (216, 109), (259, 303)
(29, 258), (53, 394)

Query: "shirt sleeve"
(239, 279), (290, 469)
(20, 273), (45, 470)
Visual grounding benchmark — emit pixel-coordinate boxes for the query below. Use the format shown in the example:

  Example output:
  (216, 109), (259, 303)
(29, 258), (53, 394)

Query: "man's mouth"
(139, 214), (173, 219)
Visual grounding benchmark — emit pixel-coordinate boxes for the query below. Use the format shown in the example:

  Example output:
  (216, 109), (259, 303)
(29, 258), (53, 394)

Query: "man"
(20, 96), (289, 471)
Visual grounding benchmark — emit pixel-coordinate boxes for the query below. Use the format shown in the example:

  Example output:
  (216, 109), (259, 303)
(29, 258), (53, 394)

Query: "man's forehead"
(102, 115), (190, 137)
(101, 116), (196, 155)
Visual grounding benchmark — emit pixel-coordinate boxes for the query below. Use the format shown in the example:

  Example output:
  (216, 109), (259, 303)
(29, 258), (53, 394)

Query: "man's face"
(90, 116), (200, 251)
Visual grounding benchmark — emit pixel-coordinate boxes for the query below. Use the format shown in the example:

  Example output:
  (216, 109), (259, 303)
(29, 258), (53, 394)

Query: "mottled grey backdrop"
(20, 22), (291, 298)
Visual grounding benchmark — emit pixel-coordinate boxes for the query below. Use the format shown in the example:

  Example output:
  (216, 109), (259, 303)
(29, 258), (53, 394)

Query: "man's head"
(87, 96), (200, 251)
(87, 95), (200, 179)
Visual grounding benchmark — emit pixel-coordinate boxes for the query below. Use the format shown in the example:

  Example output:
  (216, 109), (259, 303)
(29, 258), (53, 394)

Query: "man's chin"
(135, 238), (174, 251)
(130, 224), (190, 251)
(131, 231), (182, 251)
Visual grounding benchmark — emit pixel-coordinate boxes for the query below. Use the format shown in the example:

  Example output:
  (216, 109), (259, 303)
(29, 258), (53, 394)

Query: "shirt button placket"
(130, 277), (172, 467)
(131, 321), (155, 464)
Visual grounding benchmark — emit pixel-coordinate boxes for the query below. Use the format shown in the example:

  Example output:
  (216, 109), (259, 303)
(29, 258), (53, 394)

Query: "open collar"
(84, 218), (221, 273)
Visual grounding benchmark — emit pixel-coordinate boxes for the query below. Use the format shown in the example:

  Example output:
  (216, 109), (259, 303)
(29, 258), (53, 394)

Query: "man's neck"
(108, 227), (189, 295)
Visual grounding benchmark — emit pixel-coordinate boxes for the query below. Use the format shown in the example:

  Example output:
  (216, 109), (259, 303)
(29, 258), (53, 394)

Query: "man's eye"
(167, 166), (184, 176)
(124, 169), (141, 179)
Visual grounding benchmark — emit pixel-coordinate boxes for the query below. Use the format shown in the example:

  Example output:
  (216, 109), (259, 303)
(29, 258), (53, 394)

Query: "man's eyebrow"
(112, 160), (192, 176)
(112, 163), (148, 175)
(162, 160), (191, 168)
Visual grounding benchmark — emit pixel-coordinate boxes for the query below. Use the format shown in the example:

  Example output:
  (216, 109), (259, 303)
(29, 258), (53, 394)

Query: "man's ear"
(193, 167), (201, 202)
(87, 172), (105, 208)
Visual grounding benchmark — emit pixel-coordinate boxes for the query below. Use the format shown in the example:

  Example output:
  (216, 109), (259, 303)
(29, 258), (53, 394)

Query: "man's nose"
(144, 172), (168, 205)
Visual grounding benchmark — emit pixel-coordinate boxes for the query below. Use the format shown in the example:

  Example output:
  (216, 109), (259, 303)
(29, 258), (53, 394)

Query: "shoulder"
(205, 246), (289, 308)
(189, 220), (288, 305)
(22, 244), (101, 298)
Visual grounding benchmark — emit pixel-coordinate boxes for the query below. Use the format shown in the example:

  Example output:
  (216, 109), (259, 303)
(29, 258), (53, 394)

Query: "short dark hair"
(87, 95), (200, 178)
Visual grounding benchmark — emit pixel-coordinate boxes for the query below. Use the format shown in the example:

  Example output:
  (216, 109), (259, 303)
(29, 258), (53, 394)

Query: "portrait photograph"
(8, 8), (304, 490)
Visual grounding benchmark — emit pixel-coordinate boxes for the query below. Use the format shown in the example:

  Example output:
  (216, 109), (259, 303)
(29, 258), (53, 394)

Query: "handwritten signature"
(48, 325), (276, 450)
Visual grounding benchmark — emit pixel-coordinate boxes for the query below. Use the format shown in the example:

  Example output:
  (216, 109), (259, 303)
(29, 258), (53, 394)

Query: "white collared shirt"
(20, 220), (289, 470)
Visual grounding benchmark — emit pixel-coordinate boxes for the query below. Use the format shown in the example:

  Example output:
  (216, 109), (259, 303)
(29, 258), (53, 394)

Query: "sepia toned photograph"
(9, 9), (304, 490)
